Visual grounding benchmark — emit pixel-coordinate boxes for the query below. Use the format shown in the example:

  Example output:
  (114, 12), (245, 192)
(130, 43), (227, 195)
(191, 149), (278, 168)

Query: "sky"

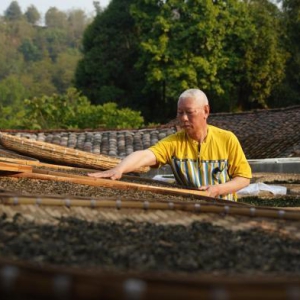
(0, 0), (111, 17)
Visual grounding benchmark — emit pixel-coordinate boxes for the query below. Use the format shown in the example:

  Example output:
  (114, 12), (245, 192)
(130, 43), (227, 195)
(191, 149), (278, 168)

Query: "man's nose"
(180, 112), (189, 120)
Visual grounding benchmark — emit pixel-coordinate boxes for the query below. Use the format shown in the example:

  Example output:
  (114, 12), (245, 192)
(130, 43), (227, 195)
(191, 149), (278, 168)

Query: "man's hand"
(198, 177), (250, 198)
(88, 167), (123, 180)
(198, 185), (221, 198)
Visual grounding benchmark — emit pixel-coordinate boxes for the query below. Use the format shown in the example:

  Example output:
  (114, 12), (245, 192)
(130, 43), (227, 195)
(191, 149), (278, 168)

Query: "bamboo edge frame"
(1, 193), (299, 221)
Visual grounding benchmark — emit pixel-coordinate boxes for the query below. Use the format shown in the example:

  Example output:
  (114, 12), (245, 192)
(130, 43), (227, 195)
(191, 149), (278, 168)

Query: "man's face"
(177, 97), (209, 135)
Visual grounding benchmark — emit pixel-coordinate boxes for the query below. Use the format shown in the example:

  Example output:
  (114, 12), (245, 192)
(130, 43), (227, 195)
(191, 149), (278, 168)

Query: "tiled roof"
(1, 106), (299, 159)
(208, 106), (300, 159)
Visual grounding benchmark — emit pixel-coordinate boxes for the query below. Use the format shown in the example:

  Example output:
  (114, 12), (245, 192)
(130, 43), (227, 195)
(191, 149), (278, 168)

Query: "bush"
(22, 88), (144, 130)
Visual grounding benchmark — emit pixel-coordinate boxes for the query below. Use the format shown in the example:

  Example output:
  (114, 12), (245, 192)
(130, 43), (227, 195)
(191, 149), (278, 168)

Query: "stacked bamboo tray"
(0, 132), (149, 173)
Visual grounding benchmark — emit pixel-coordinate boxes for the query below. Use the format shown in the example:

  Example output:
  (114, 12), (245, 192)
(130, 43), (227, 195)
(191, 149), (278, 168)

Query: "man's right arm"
(88, 149), (157, 180)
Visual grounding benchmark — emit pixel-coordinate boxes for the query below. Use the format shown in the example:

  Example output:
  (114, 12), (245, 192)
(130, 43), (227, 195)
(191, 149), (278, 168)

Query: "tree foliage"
(0, 1), (95, 129)
(4, 1), (22, 21)
(1, 0), (299, 129)
(25, 5), (41, 25)
(76, 0), (289, 122)
(218, 0), (287, 110)
(75, 0), (141, 110)
(268, 0), (300, 107)
(21, 88), (144, 130)
(132, 0), (286, 112)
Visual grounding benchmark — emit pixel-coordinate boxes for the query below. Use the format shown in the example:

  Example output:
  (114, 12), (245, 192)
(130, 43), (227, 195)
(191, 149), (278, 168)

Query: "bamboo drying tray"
(8, 168), (248, 206)
(0, 132), (149, 173)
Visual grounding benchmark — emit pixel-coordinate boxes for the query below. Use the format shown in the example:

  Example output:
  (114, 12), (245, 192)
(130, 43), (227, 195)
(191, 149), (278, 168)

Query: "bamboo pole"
(1, 193), (299, 220)
(0, 156), (79, 170)
(0, 161), (32, 173)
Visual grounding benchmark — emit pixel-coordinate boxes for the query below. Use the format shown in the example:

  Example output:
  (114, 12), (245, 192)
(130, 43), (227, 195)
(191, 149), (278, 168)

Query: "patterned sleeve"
(148, 135), (176, 167)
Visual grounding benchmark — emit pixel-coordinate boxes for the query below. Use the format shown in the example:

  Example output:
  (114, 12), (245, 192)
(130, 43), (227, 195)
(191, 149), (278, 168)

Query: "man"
(88, 88), (251, 200)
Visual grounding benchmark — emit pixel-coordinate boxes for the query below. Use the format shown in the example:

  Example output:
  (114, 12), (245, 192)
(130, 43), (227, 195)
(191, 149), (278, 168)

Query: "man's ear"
(204, 105), (210, 118)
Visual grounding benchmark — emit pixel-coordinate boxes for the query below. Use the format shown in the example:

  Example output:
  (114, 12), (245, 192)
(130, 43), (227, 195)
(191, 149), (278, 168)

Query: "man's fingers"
(198, 186), (209, 191)
(87, 171), (121, 180)
(87, 172), (110, 178)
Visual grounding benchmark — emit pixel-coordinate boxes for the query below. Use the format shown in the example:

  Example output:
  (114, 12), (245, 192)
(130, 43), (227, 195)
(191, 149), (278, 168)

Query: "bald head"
(178, 89), (209, 106)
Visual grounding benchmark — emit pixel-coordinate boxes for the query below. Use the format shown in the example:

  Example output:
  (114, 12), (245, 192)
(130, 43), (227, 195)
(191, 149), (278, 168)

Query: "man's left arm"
(199, 176), (250, 198)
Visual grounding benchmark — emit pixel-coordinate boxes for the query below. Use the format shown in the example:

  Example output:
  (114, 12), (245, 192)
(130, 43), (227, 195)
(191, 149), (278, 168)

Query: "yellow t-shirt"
(149, 125), (252, 200)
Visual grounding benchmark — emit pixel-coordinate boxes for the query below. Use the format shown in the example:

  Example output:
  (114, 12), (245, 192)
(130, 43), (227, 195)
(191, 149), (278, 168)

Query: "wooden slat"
(0, 161), (32, 173)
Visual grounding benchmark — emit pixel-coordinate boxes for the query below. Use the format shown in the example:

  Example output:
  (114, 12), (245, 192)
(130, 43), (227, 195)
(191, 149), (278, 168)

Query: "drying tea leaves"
(1, 214), (300, 275)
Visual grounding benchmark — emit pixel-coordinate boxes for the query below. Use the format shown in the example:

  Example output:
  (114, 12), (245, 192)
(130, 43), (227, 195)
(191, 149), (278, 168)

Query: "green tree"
(268, 0), (300, 107)
(131, 0), (232, 117)
(19, 38), (42, 61)
(67, 9), (91, 47)
(76, 0), (287, 122)
(214, 0), (287, 110)
(52, 50), (82, 93)
(39, 28), (68, 61)
(22, 59), (57, 97)
(240, 0), (286, 109)
(0, 74), (27, 106)
(25, 5), (41, 25)
(45, 7), (68, 28)
(132, 0), (286, 113)
(0, 75), (27, 129)
(75, 0), (142, 111)
(0, 5), (92, 128)
(93, 1), (103, 15)
(4, 1), (22, 21)
(0, 31), (24, 79)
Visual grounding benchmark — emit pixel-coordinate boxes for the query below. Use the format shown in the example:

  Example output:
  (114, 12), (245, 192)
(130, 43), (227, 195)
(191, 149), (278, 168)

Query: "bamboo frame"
(0, 192), (299, 220)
